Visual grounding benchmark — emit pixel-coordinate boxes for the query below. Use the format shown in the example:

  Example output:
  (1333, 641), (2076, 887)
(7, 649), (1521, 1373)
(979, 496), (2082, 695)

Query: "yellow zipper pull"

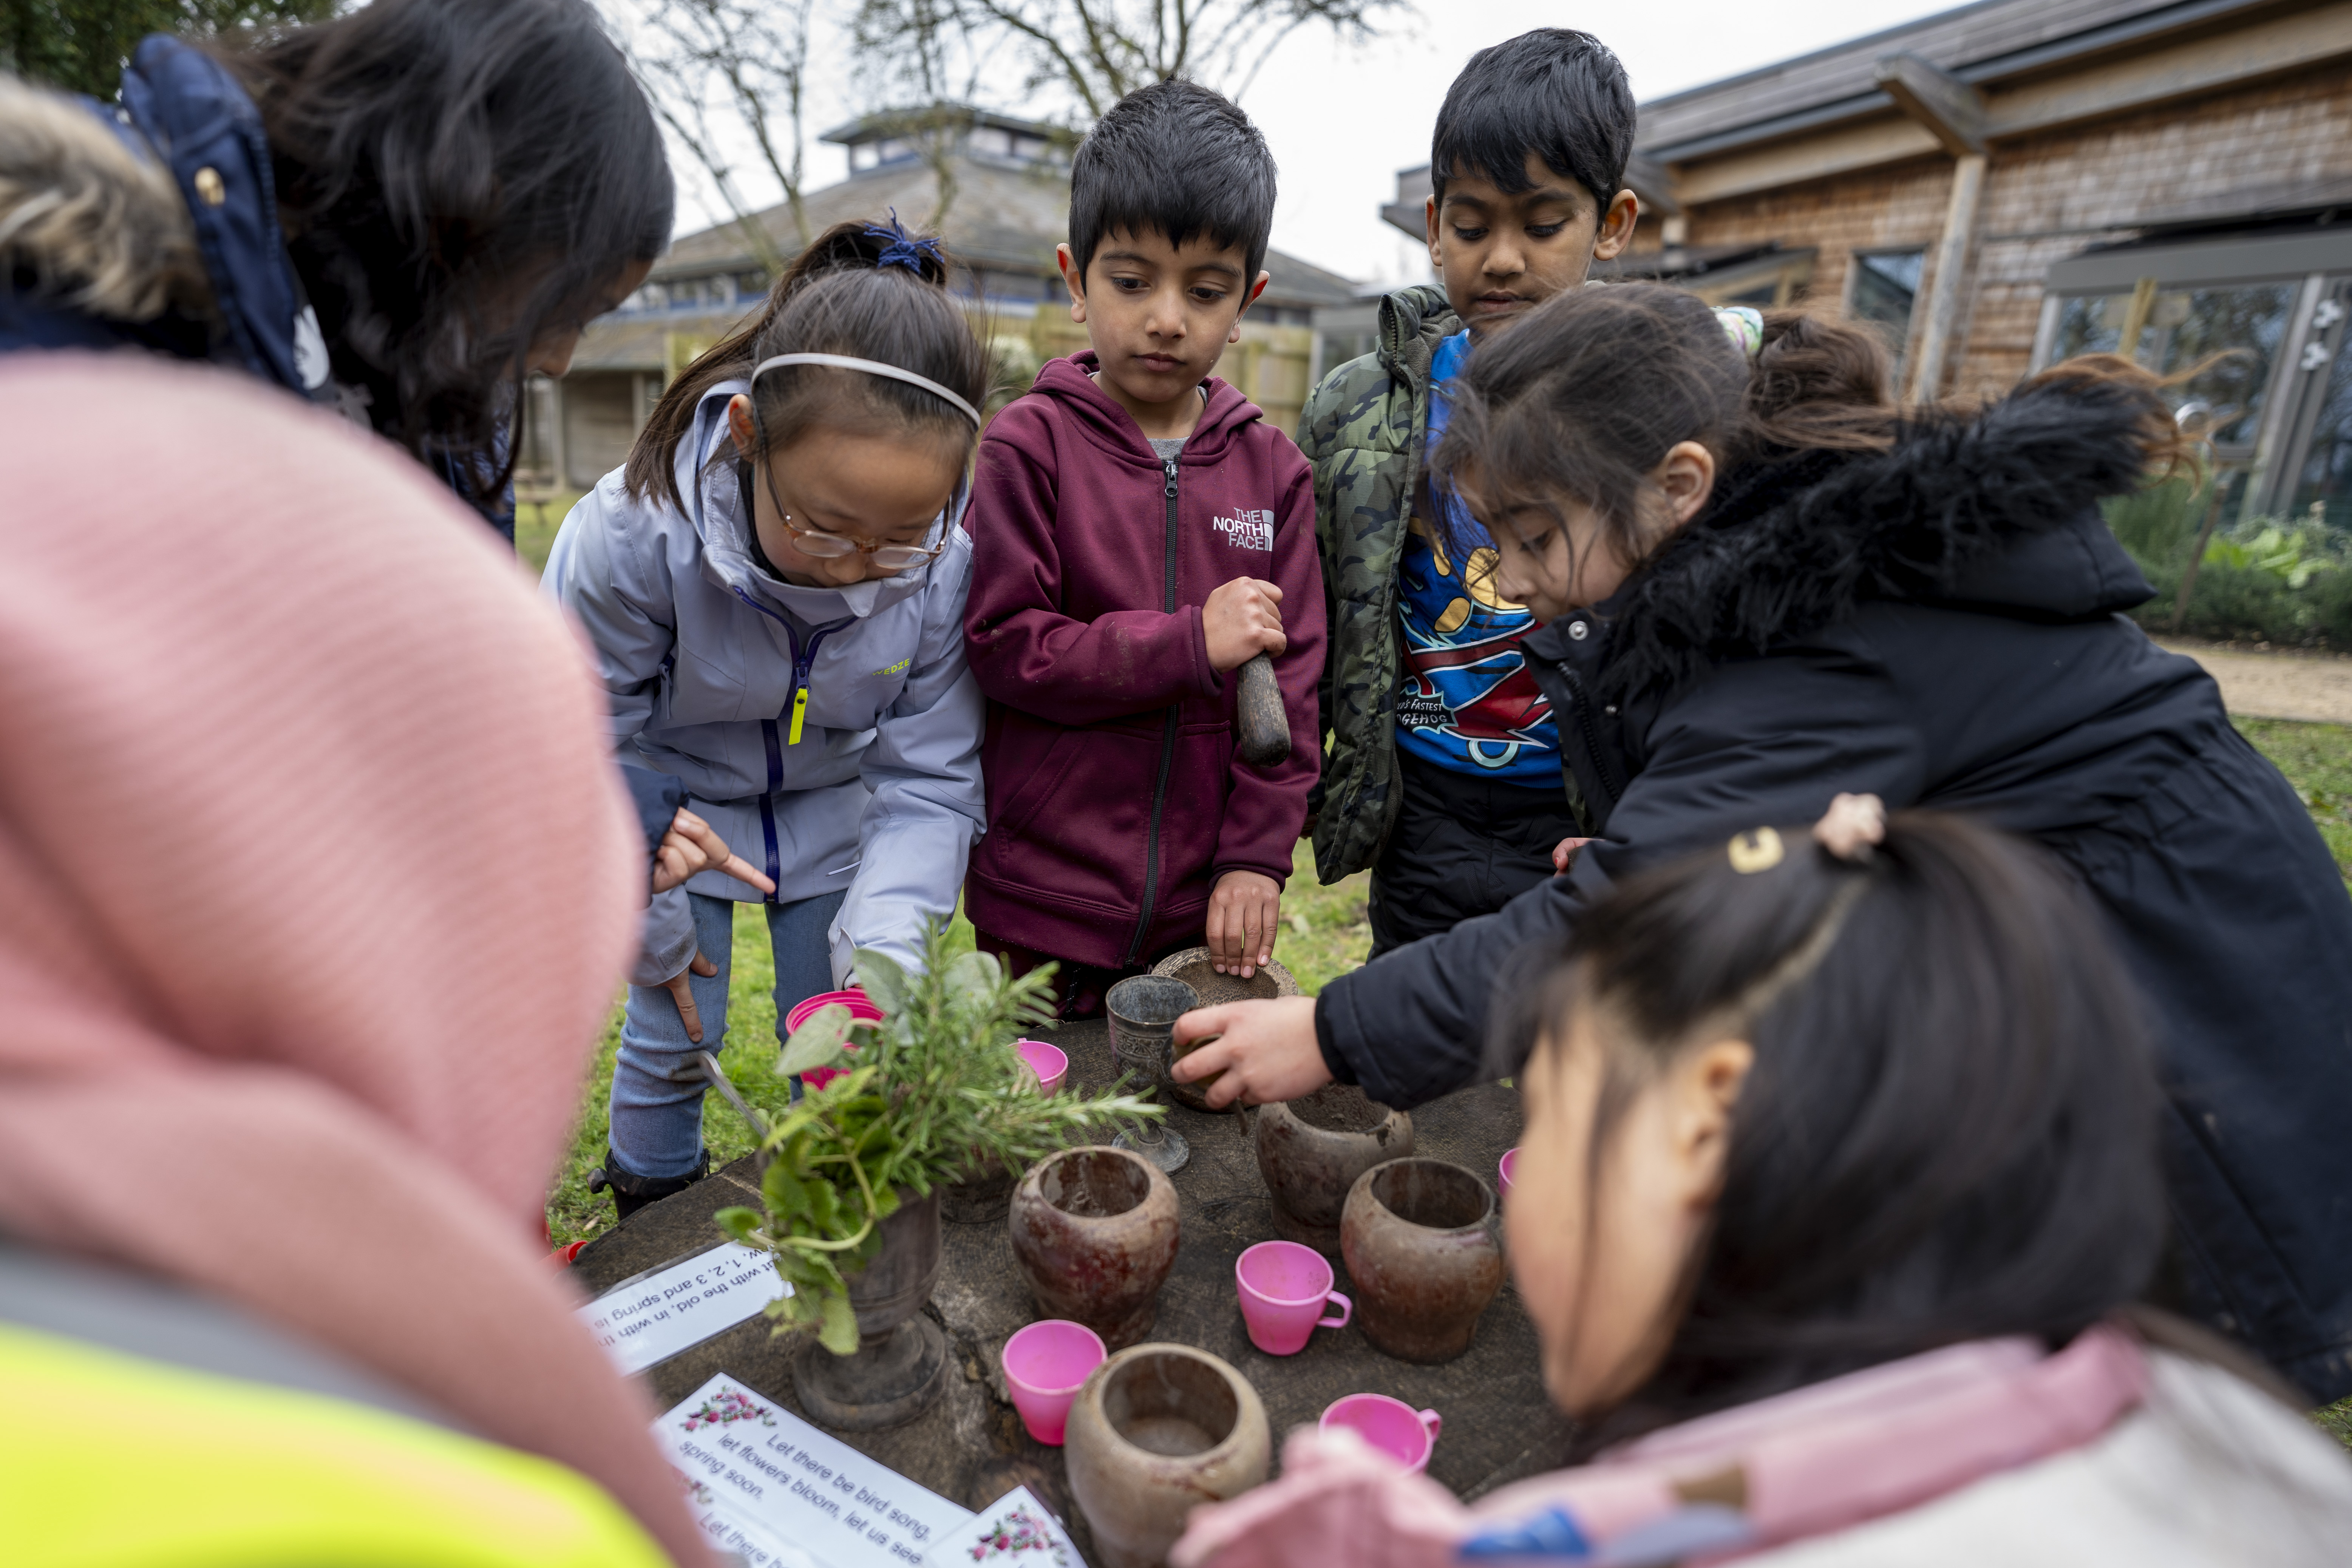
(788, 686), (809, 745)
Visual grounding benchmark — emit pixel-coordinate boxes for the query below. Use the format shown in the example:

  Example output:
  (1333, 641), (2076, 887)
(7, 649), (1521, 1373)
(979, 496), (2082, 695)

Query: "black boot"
(587, 1148), (710, 1223)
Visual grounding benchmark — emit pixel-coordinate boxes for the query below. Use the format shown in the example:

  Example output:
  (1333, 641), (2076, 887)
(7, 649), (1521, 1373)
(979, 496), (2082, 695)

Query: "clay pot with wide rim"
(1339, 1158), (1505, 1364)
(1255, 1084), (1413, 1253)
(1147, 946), (1299, 1113)
(1009, 1146), (1180, 1350)
(1063, 1343), (1271, 1568)
(789, 1186), (950, 1431)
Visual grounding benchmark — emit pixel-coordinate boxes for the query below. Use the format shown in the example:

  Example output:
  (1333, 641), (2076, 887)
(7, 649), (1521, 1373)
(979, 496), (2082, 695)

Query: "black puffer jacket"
(1314, 375), (2352, 1403)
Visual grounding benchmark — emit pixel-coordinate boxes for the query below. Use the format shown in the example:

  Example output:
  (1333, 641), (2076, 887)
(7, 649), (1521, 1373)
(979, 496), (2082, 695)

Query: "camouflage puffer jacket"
(1298, 285), (1459, 884)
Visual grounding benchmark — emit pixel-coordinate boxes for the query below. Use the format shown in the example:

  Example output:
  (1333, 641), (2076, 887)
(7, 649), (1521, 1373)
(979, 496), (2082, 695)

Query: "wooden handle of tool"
(1235, 652), (1290, 768)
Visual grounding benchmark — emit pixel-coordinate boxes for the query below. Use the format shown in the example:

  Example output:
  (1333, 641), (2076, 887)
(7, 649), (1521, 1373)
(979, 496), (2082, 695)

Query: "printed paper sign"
(579, 1242), (790, 1375)
(657, 1374), (973, 1567)
(925, 1485), (1088, 1567)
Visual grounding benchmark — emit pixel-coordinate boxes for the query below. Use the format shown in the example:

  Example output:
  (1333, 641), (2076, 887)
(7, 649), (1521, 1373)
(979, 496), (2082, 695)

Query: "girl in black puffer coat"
(1175, 283), (2352, 1406)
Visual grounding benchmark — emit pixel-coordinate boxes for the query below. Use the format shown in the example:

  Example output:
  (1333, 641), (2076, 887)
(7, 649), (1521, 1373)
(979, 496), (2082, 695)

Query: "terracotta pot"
(1339, 1158), (1504, 1364)
(790, 1187), (950, 1430)
(1254, 1084), (1413, 1253)
(1009, 1146), (1180, 1350)
(1148, 947), (1299, 1112)
(1064, 1344), (1270, 1568)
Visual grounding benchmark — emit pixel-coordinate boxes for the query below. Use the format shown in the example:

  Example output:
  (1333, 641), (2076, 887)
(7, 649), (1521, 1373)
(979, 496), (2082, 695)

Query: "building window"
(2289, 288), (2352, 531)
(2051, 283), (2297, 447)
(1850, 250), (1924, 369)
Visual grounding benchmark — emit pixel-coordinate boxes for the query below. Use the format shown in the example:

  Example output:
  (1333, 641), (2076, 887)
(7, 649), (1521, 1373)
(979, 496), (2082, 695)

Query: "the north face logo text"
(1213, 510), (1275, 551)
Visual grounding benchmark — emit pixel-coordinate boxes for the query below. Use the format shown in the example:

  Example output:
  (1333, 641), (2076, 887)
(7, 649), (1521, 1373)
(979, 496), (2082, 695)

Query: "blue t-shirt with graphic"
(1393, 331), (1558, 784)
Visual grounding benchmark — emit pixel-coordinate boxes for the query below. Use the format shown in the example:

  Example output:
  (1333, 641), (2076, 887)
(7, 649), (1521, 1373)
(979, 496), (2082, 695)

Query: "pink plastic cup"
(1016, 1039), (1068, 1096)
(1498, 1147), (1518, 1199)
(1001, 1319), (1106, 1445)
(783, 989), (883, 1090)
(1321, 1393), (1442, 1472)
(1235, 1240), (1353, 1356)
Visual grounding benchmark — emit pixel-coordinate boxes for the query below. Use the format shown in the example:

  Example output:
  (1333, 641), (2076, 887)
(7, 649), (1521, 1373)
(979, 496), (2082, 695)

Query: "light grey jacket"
(544, 380), (984, 986)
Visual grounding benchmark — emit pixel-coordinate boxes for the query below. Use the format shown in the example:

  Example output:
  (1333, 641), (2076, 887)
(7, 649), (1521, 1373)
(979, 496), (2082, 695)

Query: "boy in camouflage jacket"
(1301, 29), (1639, 951)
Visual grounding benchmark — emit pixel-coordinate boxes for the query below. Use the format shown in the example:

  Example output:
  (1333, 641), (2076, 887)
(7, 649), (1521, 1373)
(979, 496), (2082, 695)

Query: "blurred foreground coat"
(1318, 374), (2352, 1404)
(0, 354), (705, 1563)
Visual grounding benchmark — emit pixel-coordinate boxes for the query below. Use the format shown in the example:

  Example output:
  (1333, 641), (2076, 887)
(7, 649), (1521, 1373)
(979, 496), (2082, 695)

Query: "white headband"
(750, 352), (982, 428)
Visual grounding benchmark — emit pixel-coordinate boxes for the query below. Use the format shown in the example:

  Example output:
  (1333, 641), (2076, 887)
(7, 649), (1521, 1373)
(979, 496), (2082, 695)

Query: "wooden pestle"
(1235, 652), (1290, 768)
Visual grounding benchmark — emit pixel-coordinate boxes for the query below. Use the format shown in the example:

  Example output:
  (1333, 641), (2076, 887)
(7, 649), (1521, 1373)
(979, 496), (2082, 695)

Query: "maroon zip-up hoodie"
(963, 352), (1325, 969)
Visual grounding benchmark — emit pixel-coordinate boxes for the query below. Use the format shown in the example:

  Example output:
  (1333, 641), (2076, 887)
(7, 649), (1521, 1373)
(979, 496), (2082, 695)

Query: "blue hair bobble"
(864, 209), (945, 276)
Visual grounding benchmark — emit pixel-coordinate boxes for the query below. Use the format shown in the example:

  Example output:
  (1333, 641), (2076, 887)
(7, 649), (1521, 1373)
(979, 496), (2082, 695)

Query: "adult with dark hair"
(0, 0), (673, 540)
(961, 77), (1324, 1016)
(1175, 803), (2352, 1567)
(0, 353), (708, 1565)
(1301, 28), (1649, 958)
(1176, 283), (2352, 1405)
(547, 218), (991, 1221)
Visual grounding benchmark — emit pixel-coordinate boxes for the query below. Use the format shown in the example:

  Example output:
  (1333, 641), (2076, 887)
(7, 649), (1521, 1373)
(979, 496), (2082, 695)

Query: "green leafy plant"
(712, 920), (1162, 1355)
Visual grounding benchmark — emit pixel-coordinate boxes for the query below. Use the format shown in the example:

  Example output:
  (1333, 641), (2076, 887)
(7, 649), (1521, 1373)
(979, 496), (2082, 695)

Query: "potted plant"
(713, 921), (1159, 1429)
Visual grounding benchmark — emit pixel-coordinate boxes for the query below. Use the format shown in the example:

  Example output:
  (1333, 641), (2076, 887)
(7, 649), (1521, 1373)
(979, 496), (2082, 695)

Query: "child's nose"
(1147, 287), (1189, 336)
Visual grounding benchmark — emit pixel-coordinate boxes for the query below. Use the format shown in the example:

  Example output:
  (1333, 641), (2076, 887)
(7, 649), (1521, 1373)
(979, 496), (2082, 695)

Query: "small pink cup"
(1001, 1319), (1106, 1445)
(1321, 1393), (1442, 1472)
(783, 989), (883, 1089)
(1235, 1240), (1352, 1356)
(1016, 1039), (1068, 1096)
(1498, 1147), (1518, 1199)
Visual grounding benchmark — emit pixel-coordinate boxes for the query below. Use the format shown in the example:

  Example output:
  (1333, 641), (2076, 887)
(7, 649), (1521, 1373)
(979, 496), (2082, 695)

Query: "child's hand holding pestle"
(1203, 576), (1286, 670)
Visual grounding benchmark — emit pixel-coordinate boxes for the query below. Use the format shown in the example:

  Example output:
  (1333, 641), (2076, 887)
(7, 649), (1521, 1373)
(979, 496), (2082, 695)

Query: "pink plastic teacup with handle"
(1498, 1147), (1518, 1199)
(1016, 1039), (1068, 1096)
(1235, 1240), (1353, 1356)
(1321, 1393), (1442, 1472)
(783, 989), (884, 1090)
(1001, 1319), (1106, 1445)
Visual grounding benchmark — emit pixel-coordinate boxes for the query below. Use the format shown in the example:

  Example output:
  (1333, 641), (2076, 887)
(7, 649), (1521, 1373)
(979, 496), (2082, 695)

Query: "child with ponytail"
(1173, 284), (2352, 1404)
(1176, 802), (2352, 1567)
(545, 219), (991, 1219)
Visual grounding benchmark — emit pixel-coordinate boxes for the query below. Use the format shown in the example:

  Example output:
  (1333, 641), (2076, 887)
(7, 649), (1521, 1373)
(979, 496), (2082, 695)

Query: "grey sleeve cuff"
(630, 885), (698, 988)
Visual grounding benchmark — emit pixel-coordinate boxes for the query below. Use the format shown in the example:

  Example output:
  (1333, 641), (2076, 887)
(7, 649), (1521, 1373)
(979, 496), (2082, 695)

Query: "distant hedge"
(2105, 479), (2352, 647)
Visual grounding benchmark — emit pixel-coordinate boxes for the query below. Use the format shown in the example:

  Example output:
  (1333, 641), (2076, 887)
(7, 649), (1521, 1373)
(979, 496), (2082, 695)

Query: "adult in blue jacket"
(1176, 286), (2352, 1406)
(0, 0), (671, 540)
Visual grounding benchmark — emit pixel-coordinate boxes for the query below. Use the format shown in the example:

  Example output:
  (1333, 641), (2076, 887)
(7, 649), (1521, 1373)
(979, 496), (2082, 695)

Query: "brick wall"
(1668, 62), (2352, 397)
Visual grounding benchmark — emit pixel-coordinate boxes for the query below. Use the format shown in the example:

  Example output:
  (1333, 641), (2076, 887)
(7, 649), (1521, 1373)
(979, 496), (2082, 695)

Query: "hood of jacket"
(673, 378), (948, 623)
(1375, 283), (1460, 385)
(1027, 351), (1266, 464)
(1579, 373), (2162, 707)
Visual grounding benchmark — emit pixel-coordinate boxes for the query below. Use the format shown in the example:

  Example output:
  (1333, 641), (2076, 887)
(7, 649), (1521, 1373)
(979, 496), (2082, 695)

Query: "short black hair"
(1431, 28), (1634, 214)
(1069, 79), (1276, 283)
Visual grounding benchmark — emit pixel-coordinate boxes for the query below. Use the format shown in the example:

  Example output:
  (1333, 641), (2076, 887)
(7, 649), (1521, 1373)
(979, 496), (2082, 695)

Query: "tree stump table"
(571, 1017), (1567, 1560)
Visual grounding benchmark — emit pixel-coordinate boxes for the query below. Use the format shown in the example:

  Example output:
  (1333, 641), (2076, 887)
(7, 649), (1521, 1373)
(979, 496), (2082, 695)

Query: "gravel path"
(2154, 640), (2352, 726)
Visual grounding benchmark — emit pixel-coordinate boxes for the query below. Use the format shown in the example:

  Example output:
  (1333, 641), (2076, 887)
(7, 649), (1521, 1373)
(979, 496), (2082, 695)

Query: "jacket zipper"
(1123, 456), (1184, 967)
(735, 587), (848, 904)
(1553, 656), (1622, 811)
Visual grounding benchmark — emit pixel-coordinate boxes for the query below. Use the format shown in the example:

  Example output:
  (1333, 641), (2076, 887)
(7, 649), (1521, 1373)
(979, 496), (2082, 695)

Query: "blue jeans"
(610, 889), (847, 1179)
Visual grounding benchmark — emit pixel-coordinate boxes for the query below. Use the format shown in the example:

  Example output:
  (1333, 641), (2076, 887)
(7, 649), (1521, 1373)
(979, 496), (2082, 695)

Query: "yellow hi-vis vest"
(0, 1321), (675, 1568)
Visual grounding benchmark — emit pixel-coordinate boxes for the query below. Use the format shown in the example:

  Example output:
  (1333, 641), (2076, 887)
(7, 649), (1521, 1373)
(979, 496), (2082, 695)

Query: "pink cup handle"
(1421, 1409), (1442, 1442)
(1318, 1291), (1352, 1330)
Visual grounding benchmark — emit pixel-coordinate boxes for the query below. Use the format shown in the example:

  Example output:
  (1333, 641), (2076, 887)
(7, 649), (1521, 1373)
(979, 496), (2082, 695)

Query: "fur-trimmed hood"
(1586, 374), (2162, 706)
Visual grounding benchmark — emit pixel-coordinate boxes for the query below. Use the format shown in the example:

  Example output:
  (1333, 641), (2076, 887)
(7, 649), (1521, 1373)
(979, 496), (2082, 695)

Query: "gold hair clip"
(1728, 827), (1784, 874)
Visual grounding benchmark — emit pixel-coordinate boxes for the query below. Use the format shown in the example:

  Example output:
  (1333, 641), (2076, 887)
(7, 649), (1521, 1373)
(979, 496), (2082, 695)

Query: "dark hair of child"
(1431, 282), (2196, 593)
(1492, 812), (2174, 1452)
(1067, 78), (1276, 283)
(625, 219), (992, 512)
(223, 0), (674, 494)
(1430, 28), (1636, 212)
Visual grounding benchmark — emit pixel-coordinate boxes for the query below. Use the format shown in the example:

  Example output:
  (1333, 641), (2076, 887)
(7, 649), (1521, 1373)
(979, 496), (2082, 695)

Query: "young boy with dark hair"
(962, 79), (1325, 1015)
(1304, 28), (1640, 955)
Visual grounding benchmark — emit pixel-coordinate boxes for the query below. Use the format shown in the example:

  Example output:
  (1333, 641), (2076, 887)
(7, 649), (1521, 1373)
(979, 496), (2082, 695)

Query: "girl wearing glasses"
(545, 219), (992, 1220)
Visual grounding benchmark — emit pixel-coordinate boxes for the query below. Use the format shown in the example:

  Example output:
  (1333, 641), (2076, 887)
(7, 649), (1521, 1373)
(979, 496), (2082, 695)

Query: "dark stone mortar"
(570, 1017), (1564, 1557)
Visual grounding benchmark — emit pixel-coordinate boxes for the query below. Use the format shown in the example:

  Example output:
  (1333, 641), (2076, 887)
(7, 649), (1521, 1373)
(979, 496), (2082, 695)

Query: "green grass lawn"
(515, 489), (584, 578)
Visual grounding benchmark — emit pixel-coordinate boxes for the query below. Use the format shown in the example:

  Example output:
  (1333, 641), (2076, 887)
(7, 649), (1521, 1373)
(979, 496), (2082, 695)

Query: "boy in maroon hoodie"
(963, 79), (1325, 1016)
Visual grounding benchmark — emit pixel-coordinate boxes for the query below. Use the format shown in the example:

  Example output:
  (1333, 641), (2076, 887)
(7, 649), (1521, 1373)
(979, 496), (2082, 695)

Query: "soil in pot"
(1064, 1344), (1270, 1568)
(1340, 1158), (1504, 1365)
(1009, 1147), (1180, 1350)
(1255, 1084), (1412, 1254)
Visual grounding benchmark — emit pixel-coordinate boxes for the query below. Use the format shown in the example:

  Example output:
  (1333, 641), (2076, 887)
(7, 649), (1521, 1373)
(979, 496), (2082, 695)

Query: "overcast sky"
(654, 0), (1966, 288)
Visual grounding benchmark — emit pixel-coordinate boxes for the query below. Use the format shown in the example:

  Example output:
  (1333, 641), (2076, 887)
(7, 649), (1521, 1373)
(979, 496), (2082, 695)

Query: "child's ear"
(1592, 189), (1641, 262)
(1670, 1037), (1752, 1207)
(1655, 440), (1717, 527)
(1228, 272), (1271, 344)
(725, 394), (757, 457)
(1056, 243), (1087, 324)
(1424, 193), (1443, 271)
